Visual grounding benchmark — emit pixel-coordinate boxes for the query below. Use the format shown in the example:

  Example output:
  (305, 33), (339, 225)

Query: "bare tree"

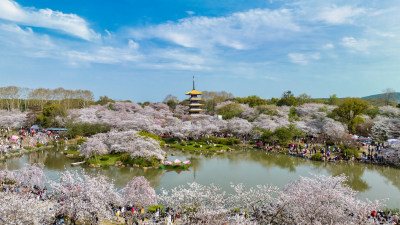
(381, 88), (397, 106)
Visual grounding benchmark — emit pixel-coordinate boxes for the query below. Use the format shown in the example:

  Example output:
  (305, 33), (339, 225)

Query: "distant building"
(185, 76), (204, 116)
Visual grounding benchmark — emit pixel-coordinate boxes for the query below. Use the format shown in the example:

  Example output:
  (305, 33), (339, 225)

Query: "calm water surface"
(1, 149), (400, 208)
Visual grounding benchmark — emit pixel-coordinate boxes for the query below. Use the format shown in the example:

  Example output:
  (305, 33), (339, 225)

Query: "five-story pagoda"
(185, 76), (204, 116)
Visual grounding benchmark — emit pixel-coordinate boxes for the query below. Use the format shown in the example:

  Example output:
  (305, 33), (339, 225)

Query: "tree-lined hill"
(362, 92), (400, 102)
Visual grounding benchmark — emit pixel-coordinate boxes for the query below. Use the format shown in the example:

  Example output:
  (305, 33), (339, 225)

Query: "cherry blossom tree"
(0, 191), (54, 224)
(293, 119), (324, 136)
(240, 104), (259, 120)
(0, 168), (15, 184)
(80, 130), (166, 161)
(0, 110), (27, 128)
(322, 118), (348, 140)
(0, 165), (389, 224)
(158, 175), (384, 224)
(113, 101), (144, 114)
(379, 106), (400, 118)
(122, 176), (157, 207)
(279, 174), (383, 224)
(173, 105), (187, 117)
(252, 114), (290, 132)
(382, 139), (400, 167)
(158, 182), (229, 224)
(29, 132), (52, 146)
(16, 164), (46, 188)
(295, 103), (336, 118)
(372, 116), (400, 139)
(68, 105), (106, 124)
(80, 133), (109, 158)
(228, 183), (280, 222)
(227, 117), (253, 135)
(50, 170), (121, 224)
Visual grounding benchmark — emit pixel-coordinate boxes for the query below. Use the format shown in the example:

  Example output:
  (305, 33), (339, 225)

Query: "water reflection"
(323, 163), (370, 192)
(377, 166), (400, 191)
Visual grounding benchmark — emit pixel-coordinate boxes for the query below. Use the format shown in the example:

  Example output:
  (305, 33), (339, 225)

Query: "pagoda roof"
(185, 89), (203, 95)
(186, 108), (204, 111)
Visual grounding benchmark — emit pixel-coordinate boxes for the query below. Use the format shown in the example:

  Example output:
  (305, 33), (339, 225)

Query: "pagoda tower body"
(185, 77), (204, 116)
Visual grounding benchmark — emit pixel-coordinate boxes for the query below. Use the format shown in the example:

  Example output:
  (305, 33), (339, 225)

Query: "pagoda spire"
(193, 76), (195, 90)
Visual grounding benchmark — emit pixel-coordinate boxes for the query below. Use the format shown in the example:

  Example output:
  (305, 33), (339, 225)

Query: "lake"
(1, 148), (400, 208)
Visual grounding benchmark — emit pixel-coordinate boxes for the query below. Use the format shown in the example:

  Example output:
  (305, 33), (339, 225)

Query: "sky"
(0, 0), (399, 102)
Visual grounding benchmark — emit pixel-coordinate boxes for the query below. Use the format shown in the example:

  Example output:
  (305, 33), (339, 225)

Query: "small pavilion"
(185, 77), (204, 116)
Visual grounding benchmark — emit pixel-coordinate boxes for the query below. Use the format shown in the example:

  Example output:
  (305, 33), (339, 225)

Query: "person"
(116, 208), (120, 217)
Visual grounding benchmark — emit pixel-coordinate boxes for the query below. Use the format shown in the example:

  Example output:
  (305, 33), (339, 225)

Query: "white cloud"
(263, 75), (277, 80)
(0, 23), (140, 64)
(131, 8), (300, 50)
(0, 23), (55, 57)
(186, 11), (195, 16)
(0, 0), (98, 40)
(341, 36), (371, 52)
(322, 43), (334, 50)
(64, 40), (141, 64)
(288, 52), (320, 65)
(315, 5), (365, 24)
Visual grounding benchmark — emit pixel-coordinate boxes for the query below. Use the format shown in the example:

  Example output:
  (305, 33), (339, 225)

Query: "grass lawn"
(87, 154), (122, 167)
(65, 148), (79, 155)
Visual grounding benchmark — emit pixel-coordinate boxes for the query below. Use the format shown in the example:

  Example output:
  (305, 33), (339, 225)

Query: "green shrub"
(68, 145), (79, 151)
(227, 138), (240, 145)
(162, 137), (178, 144)
(194, 144), (200, 148)
(180, 141), (186, 146)
(383, 208), (400, 214)
(218, 139), (228, 145)
(342, 149), (359, 158)
(36, 143), (43, 148)
(216, 144), (223, 147)
(107, 103), (114, 110)
(120, 153), (131, 164)
(139, 131), (162, 141)
(206, 146), (212, 149)
(311, 153), (323, 161)
(130, 156), (160, 167)
(340, 143), (358, 151)
(289, 107), (300, 122)
(216, 102), (244, 120)
(58, 139), (66, 146)
(120, 155), (161, 167)
(325, 140), (335, 146)
(100, 156), (110, 161)
(77, 139), (86, 145)
(148, 205), (163, 212)
(66, 122), (111, 137)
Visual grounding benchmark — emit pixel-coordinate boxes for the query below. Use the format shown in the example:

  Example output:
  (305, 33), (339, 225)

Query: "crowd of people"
(0, 126), (67, 157)
(251, 136), (397, 166)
